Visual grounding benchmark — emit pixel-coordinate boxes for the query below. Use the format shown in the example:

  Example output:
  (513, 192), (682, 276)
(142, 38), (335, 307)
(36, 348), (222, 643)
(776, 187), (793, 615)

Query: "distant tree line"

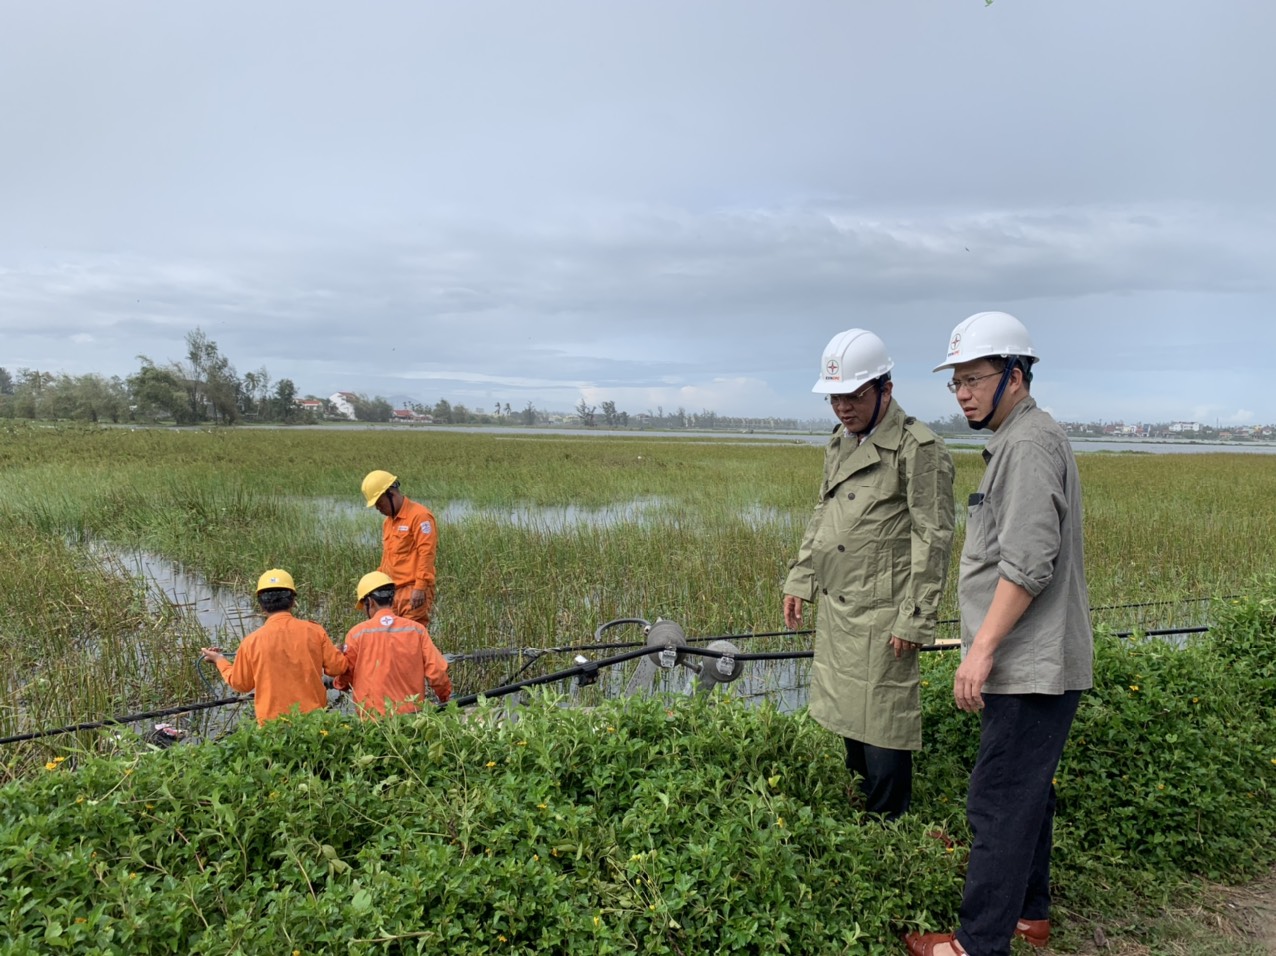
(0, 328), (311, 425)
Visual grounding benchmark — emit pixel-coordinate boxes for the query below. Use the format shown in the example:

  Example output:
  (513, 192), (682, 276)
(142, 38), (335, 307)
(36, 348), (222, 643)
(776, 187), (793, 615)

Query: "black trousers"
(844, 737), (913, 820)
(956, 691), (1082, 956)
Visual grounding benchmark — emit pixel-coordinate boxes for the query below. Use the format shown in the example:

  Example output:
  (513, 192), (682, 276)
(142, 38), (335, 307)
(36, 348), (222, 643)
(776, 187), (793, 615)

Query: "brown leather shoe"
(1015, 918), (1050, 947)
(902, 931), (966, 955)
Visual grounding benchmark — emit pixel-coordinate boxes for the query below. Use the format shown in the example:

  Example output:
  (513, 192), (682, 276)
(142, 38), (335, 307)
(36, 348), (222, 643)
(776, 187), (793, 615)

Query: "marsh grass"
(3, 423), (1276, 754)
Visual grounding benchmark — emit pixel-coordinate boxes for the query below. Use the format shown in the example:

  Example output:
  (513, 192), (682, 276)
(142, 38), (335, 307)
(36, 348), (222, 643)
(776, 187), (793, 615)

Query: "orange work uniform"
(334, 611), (452, 718)
(379, 496), (438, 627)
(214, 611), (349, 726)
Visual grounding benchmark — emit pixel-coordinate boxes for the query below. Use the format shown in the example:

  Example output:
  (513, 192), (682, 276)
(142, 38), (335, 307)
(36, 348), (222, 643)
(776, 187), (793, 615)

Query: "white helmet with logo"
(812, 329), (894, 395)
(933, 311), (1039, 372)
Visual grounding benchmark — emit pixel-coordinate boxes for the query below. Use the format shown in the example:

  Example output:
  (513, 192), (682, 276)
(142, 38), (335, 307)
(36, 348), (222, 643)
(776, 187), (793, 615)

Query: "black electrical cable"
(0, 695), (249, 746)
(3, 609), (1222, 746)
(444, 645), (658, 709)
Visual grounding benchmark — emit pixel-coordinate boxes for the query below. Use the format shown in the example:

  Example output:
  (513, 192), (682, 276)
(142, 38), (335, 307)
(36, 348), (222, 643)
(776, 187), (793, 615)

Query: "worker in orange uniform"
(335, 571), (452, 718)
(361, 470), (438, 627)
(200, 569), (349, 727)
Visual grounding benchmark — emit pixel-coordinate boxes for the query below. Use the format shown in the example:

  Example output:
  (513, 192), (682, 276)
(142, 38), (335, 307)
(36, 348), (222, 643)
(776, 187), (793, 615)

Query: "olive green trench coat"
(783, 401), (955, 750)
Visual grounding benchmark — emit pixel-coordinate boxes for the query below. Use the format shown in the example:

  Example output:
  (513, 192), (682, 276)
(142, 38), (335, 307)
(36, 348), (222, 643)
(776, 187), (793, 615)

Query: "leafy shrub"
(1, 696), (964, 955)
(2, 587), (1273, 954)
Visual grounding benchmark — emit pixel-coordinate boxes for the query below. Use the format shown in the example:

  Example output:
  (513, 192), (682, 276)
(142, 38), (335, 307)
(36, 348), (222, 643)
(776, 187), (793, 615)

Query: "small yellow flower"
(54, 756), (66, 763)
(45, 761), (58, 771)
(516, 740), (527, 746)
(1129, 685), (1139, 692)
(946, 846), (956, 853)
(921, 680), (930, 688)
(76, 795), (85, 804)
(486, 761), (497, 768)
(1052, 777), (1057, 786)
(1157, 783), (1165, 791)
(319, 729), (329, 737)
(606, 726), (615, 733)
(1193, 697), (1200, 704)
(533, 854), (539, 861)
(294, 950), (301, 956)
(498, 935), (508, 943)
(552, 848), (559, 857)
(593, 916), (601, 927)
(537, 803), (548, 809)
(146, 804), (155, 810)
(776, 817), (785, 829)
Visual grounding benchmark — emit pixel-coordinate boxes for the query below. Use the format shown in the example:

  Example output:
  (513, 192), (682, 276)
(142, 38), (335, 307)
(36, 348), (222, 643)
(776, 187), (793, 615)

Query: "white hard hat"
(933, 311), (1039, 372)
(812, 329), (894, 395)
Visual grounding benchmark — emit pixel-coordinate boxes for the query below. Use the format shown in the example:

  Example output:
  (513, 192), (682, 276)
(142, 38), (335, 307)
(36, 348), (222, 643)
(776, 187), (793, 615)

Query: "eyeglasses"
(826, 383), (878, 406)
(946, 371), (1003, 394)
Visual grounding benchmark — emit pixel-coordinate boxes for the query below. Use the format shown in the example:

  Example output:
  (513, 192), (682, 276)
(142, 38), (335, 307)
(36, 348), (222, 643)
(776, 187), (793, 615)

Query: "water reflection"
(88, 541), (259, 641)
(307, 495), (798, 532)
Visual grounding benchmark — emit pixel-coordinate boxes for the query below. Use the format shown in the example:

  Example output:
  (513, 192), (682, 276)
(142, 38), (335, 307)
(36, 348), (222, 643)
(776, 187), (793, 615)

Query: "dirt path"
(1057, 869), (1276, 956)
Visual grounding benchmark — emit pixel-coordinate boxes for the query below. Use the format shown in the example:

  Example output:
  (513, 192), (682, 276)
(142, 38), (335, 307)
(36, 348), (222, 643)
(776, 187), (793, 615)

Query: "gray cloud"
(1, 0), (1274, 425)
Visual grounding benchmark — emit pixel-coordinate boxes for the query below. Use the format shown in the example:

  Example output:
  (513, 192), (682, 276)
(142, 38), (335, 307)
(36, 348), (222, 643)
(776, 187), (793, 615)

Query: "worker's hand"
(200, 647), (225, 663)
(410, 588), (426, 609)
(782, 595), (806, 630)
(953, 647), (994, 712)
(889, 636), (919, 659)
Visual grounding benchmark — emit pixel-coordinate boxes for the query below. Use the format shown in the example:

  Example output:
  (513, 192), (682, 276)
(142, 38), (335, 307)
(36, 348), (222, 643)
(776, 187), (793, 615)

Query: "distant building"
(1168, 421), (1201, 434)
(390, 408), (432, 424)
(294, 399), (324, 414)
(329, 392), (359, 420)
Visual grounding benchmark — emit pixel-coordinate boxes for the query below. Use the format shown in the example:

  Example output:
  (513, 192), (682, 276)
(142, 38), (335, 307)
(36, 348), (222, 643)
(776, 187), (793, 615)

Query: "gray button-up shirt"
(960, 396), (1094, 694)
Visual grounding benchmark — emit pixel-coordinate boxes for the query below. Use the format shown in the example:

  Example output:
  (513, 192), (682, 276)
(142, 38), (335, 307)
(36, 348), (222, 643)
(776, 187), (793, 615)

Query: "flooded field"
(2, 423), (1275, 765)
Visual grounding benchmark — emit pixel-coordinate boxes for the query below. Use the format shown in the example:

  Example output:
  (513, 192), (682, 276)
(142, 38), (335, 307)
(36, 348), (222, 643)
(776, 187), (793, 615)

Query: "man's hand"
(200, 647), (225, 664)
(953, 646), (994, 712)
(410, 588), (426, 609)
(782, 595), (806, 630)
(889, 635), (919, 659)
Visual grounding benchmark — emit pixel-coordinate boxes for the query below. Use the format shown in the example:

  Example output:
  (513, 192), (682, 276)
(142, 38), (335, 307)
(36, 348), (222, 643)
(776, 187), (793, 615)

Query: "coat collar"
(823, 400), (906, 493)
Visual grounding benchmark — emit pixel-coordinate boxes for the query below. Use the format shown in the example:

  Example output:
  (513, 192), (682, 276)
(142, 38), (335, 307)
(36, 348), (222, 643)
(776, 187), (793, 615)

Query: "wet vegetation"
(2, 422), (1275, 752)
(0, 422), (1274, 952)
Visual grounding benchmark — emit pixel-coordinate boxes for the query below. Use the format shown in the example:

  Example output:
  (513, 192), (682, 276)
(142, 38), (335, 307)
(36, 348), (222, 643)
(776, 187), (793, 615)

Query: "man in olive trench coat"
(784, 329), (955, 819)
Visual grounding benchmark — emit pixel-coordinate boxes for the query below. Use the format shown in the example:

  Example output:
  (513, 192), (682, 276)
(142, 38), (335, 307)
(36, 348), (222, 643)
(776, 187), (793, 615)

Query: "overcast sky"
(2, 1), (1273, 425)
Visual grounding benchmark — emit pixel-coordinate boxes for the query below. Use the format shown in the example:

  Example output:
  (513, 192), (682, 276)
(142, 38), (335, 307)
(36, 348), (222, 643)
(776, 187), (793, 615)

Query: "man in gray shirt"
(905, 312), (1094, 956)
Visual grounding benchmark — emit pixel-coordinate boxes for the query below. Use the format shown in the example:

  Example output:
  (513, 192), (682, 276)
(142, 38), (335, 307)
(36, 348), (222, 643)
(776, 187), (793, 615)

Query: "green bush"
(2, 587), (1273, 955)
(1, 696), (965, 955)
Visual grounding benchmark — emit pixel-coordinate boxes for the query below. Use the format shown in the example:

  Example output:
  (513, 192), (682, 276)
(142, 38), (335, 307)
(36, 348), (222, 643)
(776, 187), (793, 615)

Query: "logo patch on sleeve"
(421, 521), (432, 534)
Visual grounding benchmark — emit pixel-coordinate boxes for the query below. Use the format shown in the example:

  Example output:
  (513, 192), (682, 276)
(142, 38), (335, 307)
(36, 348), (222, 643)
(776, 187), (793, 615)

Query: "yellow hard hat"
(355, 570), (395, 608)
(256, 568), (296, 594)
(361, 470), (398, 507)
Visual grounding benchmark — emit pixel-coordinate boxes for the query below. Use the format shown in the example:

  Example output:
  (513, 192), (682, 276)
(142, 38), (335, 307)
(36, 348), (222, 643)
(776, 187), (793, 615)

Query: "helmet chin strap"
(864, 385), (885, 435)
(968, 362), (1018, 431)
